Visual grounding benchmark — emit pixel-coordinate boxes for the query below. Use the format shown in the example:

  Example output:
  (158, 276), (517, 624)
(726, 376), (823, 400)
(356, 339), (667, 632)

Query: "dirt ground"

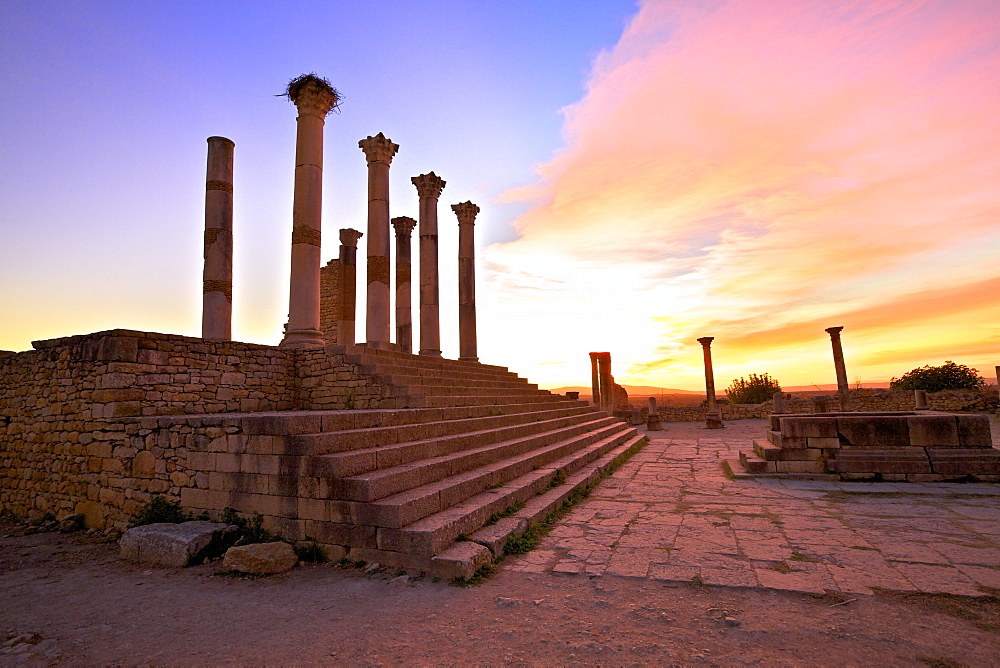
(2, 522), (998, 666)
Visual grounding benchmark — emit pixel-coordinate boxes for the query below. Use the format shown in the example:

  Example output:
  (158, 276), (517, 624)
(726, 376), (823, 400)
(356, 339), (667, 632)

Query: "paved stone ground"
(508, 417), (1000, 596)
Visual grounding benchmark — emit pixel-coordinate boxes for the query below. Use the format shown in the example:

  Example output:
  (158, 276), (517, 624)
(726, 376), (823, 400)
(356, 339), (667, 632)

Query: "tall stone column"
(825, 326), (850, 410)
(412, 172), (446, 357)
(359, 133), (399, 346)
(202, 136), (234, 340)
(697, 337), (723, 429)
(597, 352), (613, 412)
(280, 75), (339, 349)
(336, 228), (364, 345)
(392, 217), (416, 353)
(589, 352), (602, 408)
(452, 201), (480, 362)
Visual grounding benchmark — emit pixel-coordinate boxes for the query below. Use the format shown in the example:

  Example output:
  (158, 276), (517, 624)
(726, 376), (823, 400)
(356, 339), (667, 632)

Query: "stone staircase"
(179, 345), (643, 579)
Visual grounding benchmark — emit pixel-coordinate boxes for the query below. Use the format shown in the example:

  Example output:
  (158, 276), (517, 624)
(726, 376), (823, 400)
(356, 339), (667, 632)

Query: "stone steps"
(373, 429), (643, 556)
(396, 393), (566, 409)
(291, 404), (597, 456)
(366, 371), (538, 390)
(322, 415), (621, 504)
(386, 383), (550, 399)
(358, 362), (526, 383)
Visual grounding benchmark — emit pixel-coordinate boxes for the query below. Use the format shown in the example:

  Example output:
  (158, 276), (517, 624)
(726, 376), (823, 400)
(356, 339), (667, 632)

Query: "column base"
(280, 329), (326, 349)
(458, 356), (479, 363)
(419, 349), (442, 358)
(705, 416), (724, 429)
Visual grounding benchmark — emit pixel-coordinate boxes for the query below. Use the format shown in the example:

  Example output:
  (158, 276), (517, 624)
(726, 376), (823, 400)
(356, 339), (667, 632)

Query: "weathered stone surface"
(57, 513), (84, 533)
(120, 521), (237, 567)
(836, 416), (911, 447)
(828, 448), (932, 474)
(906, 415), (959, 447)
(222, 541), (298, 574)
(780, 417), (837, 439)
(956, 415), (993, 448)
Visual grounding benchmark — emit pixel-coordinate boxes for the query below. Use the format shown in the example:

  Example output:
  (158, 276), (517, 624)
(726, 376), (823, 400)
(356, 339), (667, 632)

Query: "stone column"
(452, 201), (480, 362)
(392, 216), (416, 353)
(995, 365), (999, 390)
(914, 389), (929, 410)
(772, 390), (784, 415)
(280, 76), (339, 349)
(597, 352), (613, 413)
(202, 136), (234, 340)
(336, 229), (363, 345)
(412, 172), (446, 357)
(647, 397), (661, 430)
(697, 337), (723, 429)
(359, 133), (399, 346)
(589, 352), (602, 407)
(825, 326), (850, 410)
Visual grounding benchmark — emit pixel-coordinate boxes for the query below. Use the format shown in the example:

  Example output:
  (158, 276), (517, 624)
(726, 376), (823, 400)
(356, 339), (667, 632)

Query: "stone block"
(836, 416), (910, 447)
(775, 460), (824, 473)
(926, 448), (1000, 476)
(781, 417), (837, 438)
(774, 433), (807, 449)
(828, 448), (932, 474)
(906, 416), (959, 447)
(468, 517), (528, 557)
(120, 521), (237, 567)
(222, 541), (297, 574)
(779, 448), (823, 462)
(805, 437), (840, 449)
(431, 541), (493, 581)
(131, 451), (156, 478)
(956, 415), (993, 447)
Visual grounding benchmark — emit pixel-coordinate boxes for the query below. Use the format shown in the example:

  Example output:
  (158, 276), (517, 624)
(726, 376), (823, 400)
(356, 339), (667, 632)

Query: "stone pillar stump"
(202, 136), (234, 340)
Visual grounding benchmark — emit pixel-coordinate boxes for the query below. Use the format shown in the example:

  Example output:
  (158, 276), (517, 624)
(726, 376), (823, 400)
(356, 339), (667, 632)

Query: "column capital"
(339, 228), (363, 247)
(412, 172), (446, 199)
(285, 74), (340, 118)
(451, 201), (480, 225)
(825, 326), (844, 337)
(359, 132), (399, 164)
(697, 337), (714, 347)
(392, 216), (416, 237)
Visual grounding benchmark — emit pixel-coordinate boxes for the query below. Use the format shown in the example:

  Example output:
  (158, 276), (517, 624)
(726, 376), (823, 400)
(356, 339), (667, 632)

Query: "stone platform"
(738, 411), (1000, 481)
(510, 419), (1000, 596)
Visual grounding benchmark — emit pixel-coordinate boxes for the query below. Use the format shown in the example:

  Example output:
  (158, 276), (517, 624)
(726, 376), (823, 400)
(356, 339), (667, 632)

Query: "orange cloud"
(482, 0), (1000, 389)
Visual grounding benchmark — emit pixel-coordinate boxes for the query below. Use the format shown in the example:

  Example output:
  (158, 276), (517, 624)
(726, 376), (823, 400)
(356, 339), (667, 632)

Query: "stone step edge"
(725, 455), (838, 481)
(395, 394), (570, 409)
(336, 416), (625, 503)
(360, 422), (633, 527)
(341, 433), (648, 580)
(311, 413), (617, 480)
(377, 426), (641, 554)
(296, 404), (601, 455)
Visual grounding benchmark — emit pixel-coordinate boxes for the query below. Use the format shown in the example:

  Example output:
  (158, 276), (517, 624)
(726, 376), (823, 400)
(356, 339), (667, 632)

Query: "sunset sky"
(2, 1), (998, 391)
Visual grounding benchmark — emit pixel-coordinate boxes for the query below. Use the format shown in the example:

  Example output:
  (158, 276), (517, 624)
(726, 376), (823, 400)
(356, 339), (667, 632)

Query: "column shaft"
(826, 326), (850, 410)
(392, 217), (416, 353)
(360, 133), (399, 346)
(412, 173), (446, 357)
(202, 136), (234, 340)
(589, 353), (602, 407)
(453, 201), (480, 362)
(280, 77), (338, 349)
(337, 228), (363, 345)
(698, 337), (723, 428)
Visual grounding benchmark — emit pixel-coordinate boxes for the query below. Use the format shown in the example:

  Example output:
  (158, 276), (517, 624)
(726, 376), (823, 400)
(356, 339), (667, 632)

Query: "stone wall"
(319, 258), (340, 344)
(646, 389), (999, 423)
(0, 329), (399, 528)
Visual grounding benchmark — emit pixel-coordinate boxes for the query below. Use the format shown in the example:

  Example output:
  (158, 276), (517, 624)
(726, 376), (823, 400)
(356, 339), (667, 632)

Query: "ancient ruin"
(697, 337), (724, 429)
(0, 75), (640, 579)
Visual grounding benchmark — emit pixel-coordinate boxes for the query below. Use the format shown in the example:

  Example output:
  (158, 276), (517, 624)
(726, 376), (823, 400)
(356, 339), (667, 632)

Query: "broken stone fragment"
(222, 541), (298, 574)
(120, 521), (238, 567)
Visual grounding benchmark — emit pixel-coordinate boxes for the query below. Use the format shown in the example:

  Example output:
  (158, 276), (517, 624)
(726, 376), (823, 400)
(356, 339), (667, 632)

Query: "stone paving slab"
(507, 416), (1000, 596)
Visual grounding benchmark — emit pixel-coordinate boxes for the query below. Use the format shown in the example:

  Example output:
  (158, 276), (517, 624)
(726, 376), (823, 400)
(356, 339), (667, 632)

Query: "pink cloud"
(485, 0), (1000, 388)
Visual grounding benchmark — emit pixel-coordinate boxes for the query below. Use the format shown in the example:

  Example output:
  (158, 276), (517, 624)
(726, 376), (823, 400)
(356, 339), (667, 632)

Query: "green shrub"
(127, 496), (190, 528)
(889, 361), (985, 392)
(220, 508), (279, 546)
(724, 373), (782, 404)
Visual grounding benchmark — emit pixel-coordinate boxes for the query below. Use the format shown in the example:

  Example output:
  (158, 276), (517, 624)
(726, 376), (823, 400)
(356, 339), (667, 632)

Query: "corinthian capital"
(451, 201), (480, 225)
(339, 228), (364, 248)
(359, 132), (399, 164)
(285, 74), (340, 118)
(411, 172), (446, 199)
(391, 216), (416, 237)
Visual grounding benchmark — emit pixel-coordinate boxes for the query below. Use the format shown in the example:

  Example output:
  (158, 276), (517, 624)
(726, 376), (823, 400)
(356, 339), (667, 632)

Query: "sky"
(2, 0), (998, 391)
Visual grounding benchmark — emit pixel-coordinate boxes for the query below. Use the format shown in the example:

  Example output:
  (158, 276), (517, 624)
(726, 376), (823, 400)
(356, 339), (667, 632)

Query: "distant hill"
(549, 385), (703, 396)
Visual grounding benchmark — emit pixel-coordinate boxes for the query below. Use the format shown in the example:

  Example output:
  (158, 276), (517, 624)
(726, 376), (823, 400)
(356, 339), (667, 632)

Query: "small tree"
(889, 361), (985, 392)
(725, 373), (782, 404)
